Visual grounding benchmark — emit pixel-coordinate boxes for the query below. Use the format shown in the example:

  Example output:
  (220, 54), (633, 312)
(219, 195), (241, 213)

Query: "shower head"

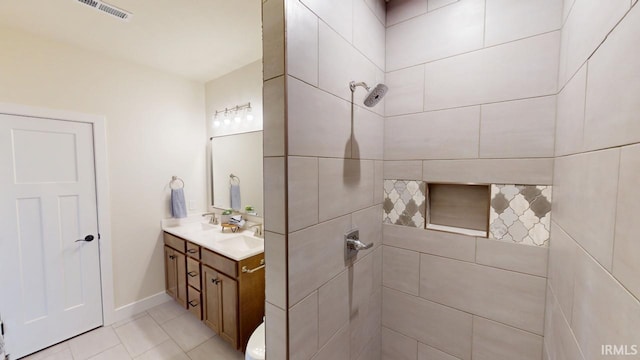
(349, 81), (388, 107)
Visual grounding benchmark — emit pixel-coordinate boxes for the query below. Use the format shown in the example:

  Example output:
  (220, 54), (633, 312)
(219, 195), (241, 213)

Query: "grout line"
(609, 147), (623, 276)
(580, 62), (588, 152)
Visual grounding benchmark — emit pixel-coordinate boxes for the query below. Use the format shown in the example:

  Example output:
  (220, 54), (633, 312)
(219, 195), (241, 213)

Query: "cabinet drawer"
(188, 286), (202, 320)
(164, 232), (186, 253)
(202, 249), (237, 278)
(186, 242), (201, 259)
(187, 257), (201, 290)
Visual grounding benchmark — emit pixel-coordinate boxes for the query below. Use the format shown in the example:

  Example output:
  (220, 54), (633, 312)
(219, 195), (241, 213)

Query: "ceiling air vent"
(76, 0), (133, 22)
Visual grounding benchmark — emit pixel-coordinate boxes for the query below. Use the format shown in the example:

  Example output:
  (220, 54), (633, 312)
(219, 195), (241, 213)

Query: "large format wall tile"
(423, 158), (554, 185)
(489, 185), (552, 247)
(613, 144), (640, 300)
(288, 215), (352, 304)
(571, 247), (640, 360)
(418, 342), (460, 360)
(286, 0), (319, 85)
(312, 325), (350, 360)
(263, 0), (285, 80)
(265, 302), (287, 360)
(382, 246), (420, 296)
(555, 64), (586, 156)
(424, 31), (560, 110)
(472, 317), (543, 360)
(264, 157), (286, 234)
(265, 231), (287, 309)
(300, 0), (353, 42)
(420, 254), (547, 334)
(350, 287), (382, 360)
(385, 66), (424, 117)
(552, 149), (619, 271)
(318, 270), (349, 347)
(353, 0), (386, 70)
(386, 0), (428, 26)
(318, 22), (384, 109)
(558, 0), (630, 85)
(288, 156), (319, 232)
(290, 291), (319, 360)
(384, 160), (423, 181)
(547, 222), (577, 320)
(584, 3), (640, 151)
(385, 107), (480, 160)
(353, 106), (384, 160)
(480, 96), (556, 158)
(318, 158), (375, 221)
(485, 0), (562, 47)
(263, 76), (286, 157)
(382, 327), (417, 360)
(383, 224), (476, 262)
(543, 286), (585, 360)
(386, 0), (484, 71)
(288, 76), (351, 158)
(352, 204), (384, 258)
(476, 238), (548, 277)
(382, 287), (473, 360)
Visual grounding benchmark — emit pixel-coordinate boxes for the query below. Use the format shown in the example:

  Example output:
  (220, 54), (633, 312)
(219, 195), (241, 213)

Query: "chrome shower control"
(345, 229), (373, 259)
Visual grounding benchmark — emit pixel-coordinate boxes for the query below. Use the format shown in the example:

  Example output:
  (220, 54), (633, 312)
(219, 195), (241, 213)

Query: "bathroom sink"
(216, 235), (263, 252)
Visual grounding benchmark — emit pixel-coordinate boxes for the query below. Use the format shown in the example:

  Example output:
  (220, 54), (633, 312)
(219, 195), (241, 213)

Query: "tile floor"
(22, 301), (244, 360)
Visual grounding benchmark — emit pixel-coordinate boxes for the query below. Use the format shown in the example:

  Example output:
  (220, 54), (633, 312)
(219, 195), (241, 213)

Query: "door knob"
(75, 235), (95, 242)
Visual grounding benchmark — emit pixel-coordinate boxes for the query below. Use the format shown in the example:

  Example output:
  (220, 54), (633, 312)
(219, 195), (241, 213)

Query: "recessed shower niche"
(425, 183), (490, 237)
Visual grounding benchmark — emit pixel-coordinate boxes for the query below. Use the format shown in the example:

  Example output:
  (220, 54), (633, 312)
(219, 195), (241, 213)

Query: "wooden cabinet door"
(202, 266), (221, 334)
(164, 246), (177, 299)
(218, 272), (238, 349)
(175, 251), (187, 307)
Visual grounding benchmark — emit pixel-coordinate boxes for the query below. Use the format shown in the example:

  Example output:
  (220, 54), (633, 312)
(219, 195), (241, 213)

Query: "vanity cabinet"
(163, 232), (265, 351)
(164, 236), (187, 307)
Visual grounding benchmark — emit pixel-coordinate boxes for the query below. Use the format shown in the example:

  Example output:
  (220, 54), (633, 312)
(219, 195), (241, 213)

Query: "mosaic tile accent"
(489, 185), (552, 247)
(383, 180), (426, 228)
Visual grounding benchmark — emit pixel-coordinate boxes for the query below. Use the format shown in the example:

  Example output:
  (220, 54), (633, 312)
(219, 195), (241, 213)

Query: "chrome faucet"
(202, 212), (218, 225)
(247, 223), (263, 238)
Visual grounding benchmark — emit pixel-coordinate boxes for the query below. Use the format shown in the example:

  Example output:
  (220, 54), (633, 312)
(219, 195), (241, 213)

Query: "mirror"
(210, 131), (263, 216)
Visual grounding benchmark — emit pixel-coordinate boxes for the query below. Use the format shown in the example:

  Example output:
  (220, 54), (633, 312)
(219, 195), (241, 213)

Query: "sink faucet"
(202, 212), (218, 225)
(247, 223), (263, 238)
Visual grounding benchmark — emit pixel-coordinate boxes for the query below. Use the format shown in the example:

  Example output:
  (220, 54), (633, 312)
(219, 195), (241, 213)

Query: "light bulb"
(234, 115), (241, 123)
(224, 118), (231, 125)
(213, 120), (221, 127)
(246, 113), (254, 121)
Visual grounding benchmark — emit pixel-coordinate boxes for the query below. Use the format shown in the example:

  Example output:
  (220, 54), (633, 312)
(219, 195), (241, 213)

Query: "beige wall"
(262, 0), (385, 358)
(0, 26), (207, 309)
(545, 1), (640, 359)
(381, 1), (561, 359)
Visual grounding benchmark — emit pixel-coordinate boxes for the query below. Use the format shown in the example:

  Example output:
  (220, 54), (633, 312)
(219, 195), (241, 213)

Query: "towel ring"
(170, 176), (184, 190)
(230, 174), (240, 185)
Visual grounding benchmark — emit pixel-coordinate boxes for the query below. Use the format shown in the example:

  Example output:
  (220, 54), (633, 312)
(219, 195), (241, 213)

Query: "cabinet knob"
(211, 278), (220, 285)
(187, 249), (198, 254)
(188, 271), (198, 277)
(188, 300), (199, 307)
(169, 255), (176, 260)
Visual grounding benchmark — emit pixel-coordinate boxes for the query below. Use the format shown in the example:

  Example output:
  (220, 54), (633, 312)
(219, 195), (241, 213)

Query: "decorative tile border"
(383, 180), (426, 228)
(489, 185), (552, 247)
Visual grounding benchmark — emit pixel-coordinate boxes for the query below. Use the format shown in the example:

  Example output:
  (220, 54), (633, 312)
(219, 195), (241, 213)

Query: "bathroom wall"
(545, 1), (640, 359)
(0, 26), (207, 310)
(262, 0), (386, 358)
(382, 1), (560, 359)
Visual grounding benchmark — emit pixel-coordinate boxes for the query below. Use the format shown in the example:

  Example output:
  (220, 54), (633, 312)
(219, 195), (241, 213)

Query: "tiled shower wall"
(382, 1), (560, 359)
(545, 1), (640, 359)
(262, 0), (386, 358)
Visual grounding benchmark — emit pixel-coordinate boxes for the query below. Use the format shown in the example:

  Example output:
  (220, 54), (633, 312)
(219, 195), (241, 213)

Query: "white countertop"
(161, 215), (264, 261)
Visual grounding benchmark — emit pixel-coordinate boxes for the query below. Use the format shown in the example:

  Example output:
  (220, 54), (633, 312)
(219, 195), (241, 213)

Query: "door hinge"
(98, 233), (101, 240)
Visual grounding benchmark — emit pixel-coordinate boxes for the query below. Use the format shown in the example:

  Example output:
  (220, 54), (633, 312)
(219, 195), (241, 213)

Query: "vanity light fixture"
(213, 102), (253, 126)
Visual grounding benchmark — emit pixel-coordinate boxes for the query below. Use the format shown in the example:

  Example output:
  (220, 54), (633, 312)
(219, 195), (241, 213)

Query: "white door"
(0, 114), (103, 359)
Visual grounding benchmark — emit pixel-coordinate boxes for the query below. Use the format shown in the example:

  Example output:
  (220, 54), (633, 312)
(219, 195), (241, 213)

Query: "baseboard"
(109, 291), (172, 326)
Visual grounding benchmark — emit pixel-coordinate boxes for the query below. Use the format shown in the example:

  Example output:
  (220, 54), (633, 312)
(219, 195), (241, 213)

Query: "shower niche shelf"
(426, 183), (490, 238)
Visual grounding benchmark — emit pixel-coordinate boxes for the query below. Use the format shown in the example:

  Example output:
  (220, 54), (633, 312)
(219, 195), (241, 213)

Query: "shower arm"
(349, 81), (371, 93)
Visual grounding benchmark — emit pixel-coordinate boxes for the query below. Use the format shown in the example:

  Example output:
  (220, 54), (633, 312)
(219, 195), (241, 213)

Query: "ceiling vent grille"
(76, 0), (133, 22)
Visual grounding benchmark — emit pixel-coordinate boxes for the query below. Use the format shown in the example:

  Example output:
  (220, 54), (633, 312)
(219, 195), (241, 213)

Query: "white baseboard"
(108, 291), (172, 326)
